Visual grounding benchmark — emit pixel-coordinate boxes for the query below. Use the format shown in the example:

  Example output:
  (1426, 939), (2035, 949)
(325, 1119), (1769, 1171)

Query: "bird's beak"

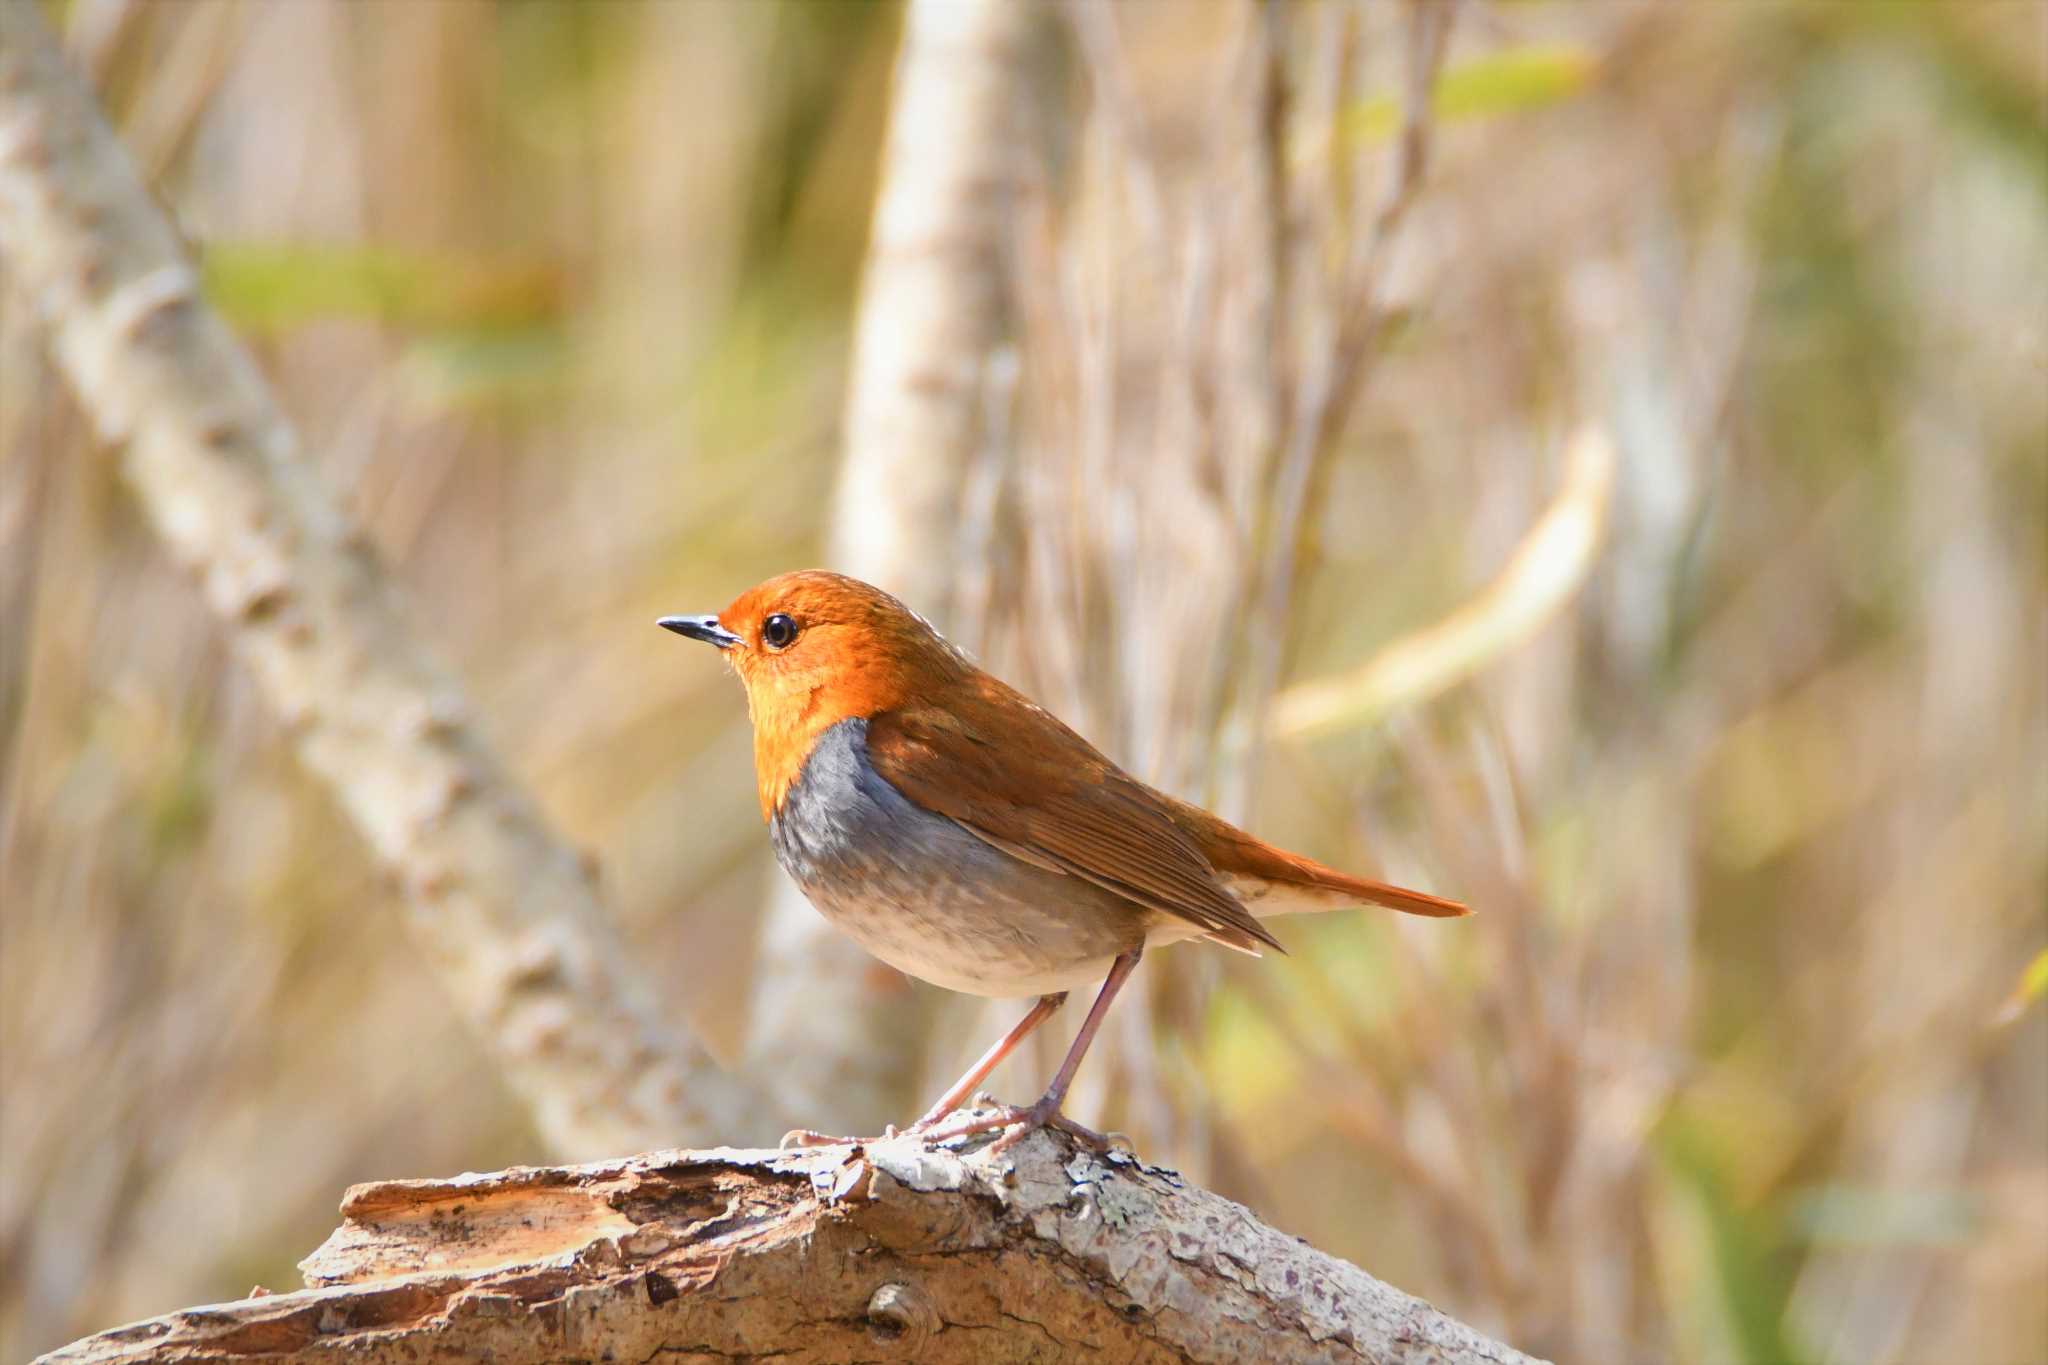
(658, 614), (742, 650)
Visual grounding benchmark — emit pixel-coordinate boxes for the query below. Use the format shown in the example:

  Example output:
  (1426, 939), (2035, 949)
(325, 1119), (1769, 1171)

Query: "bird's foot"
(912, 1096), (1119, 1156)
(783, 1103), (1131, 1157)
(779, 1128), (851, 1149)
(778, 1123), (905, 1150)
(893, 1088), (995, 1141)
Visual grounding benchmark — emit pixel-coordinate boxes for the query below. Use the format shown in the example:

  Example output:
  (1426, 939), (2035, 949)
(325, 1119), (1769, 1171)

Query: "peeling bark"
(37, 1124), (1545, 1365)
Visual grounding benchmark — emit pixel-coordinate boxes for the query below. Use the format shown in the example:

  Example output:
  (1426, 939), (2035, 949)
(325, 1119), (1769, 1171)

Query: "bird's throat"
(751, 681), (844, 821)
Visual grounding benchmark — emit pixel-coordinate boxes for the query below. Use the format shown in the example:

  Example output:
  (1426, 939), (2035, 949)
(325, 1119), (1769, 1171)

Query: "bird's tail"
(1159, 792), (1470, 919)
(1236, 864), (1471, 919)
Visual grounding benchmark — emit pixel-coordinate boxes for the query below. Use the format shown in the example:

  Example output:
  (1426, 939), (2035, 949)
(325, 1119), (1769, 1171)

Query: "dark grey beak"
(658, 614), (742, 649)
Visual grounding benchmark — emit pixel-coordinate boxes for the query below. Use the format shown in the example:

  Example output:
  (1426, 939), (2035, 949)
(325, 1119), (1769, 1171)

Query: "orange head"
(660, 571), (972, 817)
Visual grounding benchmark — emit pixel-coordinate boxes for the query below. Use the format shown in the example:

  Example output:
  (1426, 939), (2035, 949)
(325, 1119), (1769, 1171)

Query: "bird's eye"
(760, 613), (800, 651)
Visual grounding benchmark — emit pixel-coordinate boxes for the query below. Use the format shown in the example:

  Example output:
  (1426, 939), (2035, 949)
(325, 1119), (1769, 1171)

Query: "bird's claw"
(783, 1109), (1132, 1157)
(993, 1109), (1126, 1156)
(912, 1104), (1030, 1147)
(1049, 1113), (1132, 1154)
(779, 1121), (912, 1150)
(908, 1099), (1113, 1156)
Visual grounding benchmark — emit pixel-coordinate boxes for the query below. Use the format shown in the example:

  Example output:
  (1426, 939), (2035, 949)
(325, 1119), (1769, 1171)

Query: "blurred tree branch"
(0, 1), (776, 1157)
(1273, 425), (1616, 738)
(1218, 0), (1457, 812)
(34, 1126), (1545, 1365)
(745, 0), (1041, 1134)
(966, 0), (1465, 1164)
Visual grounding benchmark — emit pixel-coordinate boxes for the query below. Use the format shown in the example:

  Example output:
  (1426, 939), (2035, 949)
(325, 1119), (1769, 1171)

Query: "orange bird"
(661, 571), (1466, 1151)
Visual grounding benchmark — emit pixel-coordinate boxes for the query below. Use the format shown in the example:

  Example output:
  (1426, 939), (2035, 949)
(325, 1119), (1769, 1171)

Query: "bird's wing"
(864, 697), (1282, 955)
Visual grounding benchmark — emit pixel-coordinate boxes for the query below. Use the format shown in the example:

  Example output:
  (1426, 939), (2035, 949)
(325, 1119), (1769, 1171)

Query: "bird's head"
(660, 571), (971, 816)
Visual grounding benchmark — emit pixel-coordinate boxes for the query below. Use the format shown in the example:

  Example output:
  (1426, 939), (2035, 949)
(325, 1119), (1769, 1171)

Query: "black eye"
(760, 614), (799, 651)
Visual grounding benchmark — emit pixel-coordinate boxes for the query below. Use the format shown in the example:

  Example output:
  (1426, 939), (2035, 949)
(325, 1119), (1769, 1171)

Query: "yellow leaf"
(1994, 948), (2048, 1026)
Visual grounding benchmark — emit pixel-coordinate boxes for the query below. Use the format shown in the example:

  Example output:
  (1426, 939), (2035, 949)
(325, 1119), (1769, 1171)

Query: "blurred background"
(2, 1), (2043, 1362)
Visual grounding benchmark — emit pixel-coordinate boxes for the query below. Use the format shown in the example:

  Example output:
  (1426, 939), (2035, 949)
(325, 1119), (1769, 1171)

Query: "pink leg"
(907, 992), (1068, 1131)
(778, 992), (1065, 1149)
(920, 948), (1143, 1153)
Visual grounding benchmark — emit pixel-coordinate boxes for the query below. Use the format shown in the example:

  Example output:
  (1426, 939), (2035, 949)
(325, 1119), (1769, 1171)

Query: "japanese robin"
(661, 571), (1466, 1152)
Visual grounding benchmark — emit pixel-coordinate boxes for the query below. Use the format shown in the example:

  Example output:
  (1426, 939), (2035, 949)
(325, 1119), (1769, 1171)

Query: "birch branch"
(35, 1125), (1547, 1365)
(0, 1), (776, 1156)
(1273, 425), (1617, 737)
(746, 0), (1038, 1134)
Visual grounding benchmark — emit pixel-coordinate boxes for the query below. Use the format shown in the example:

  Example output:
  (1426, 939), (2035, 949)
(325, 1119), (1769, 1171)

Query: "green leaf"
(1345, 44), (1596, 142)
(202, 242), (564, 335)
(1660, 1119), (1817, 1365)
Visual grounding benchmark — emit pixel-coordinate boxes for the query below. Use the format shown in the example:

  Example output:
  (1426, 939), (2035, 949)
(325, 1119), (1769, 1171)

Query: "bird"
(660, 570), (1467, 1153)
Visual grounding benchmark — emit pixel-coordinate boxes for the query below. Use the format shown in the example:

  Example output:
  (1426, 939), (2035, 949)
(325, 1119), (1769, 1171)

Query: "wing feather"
(865, 701), (1282, 954)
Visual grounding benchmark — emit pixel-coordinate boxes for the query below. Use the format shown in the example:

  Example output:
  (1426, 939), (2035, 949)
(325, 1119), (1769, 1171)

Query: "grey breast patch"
(769, 717), (1147, 995)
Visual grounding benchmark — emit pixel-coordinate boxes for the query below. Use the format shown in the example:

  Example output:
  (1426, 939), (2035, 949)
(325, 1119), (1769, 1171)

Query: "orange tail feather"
(1159, 792), (1471, 918)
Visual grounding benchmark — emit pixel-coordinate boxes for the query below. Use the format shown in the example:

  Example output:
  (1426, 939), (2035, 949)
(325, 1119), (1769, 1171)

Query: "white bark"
(745, 0), (1037, 1133)
(830, 0), (1031, 609)
(36, 1125), (1546, 1365)
(0, 1), (779, 1157)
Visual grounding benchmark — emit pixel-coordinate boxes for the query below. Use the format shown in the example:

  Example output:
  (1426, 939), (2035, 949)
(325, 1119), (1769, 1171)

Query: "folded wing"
(865, 696), (1284, 955)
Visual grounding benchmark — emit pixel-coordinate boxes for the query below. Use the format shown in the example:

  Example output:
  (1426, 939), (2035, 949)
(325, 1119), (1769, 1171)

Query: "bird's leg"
(776, 992), (1067, 1150)
(904, 992), (1067, 1134)
(919, 948), (1142, 1154)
